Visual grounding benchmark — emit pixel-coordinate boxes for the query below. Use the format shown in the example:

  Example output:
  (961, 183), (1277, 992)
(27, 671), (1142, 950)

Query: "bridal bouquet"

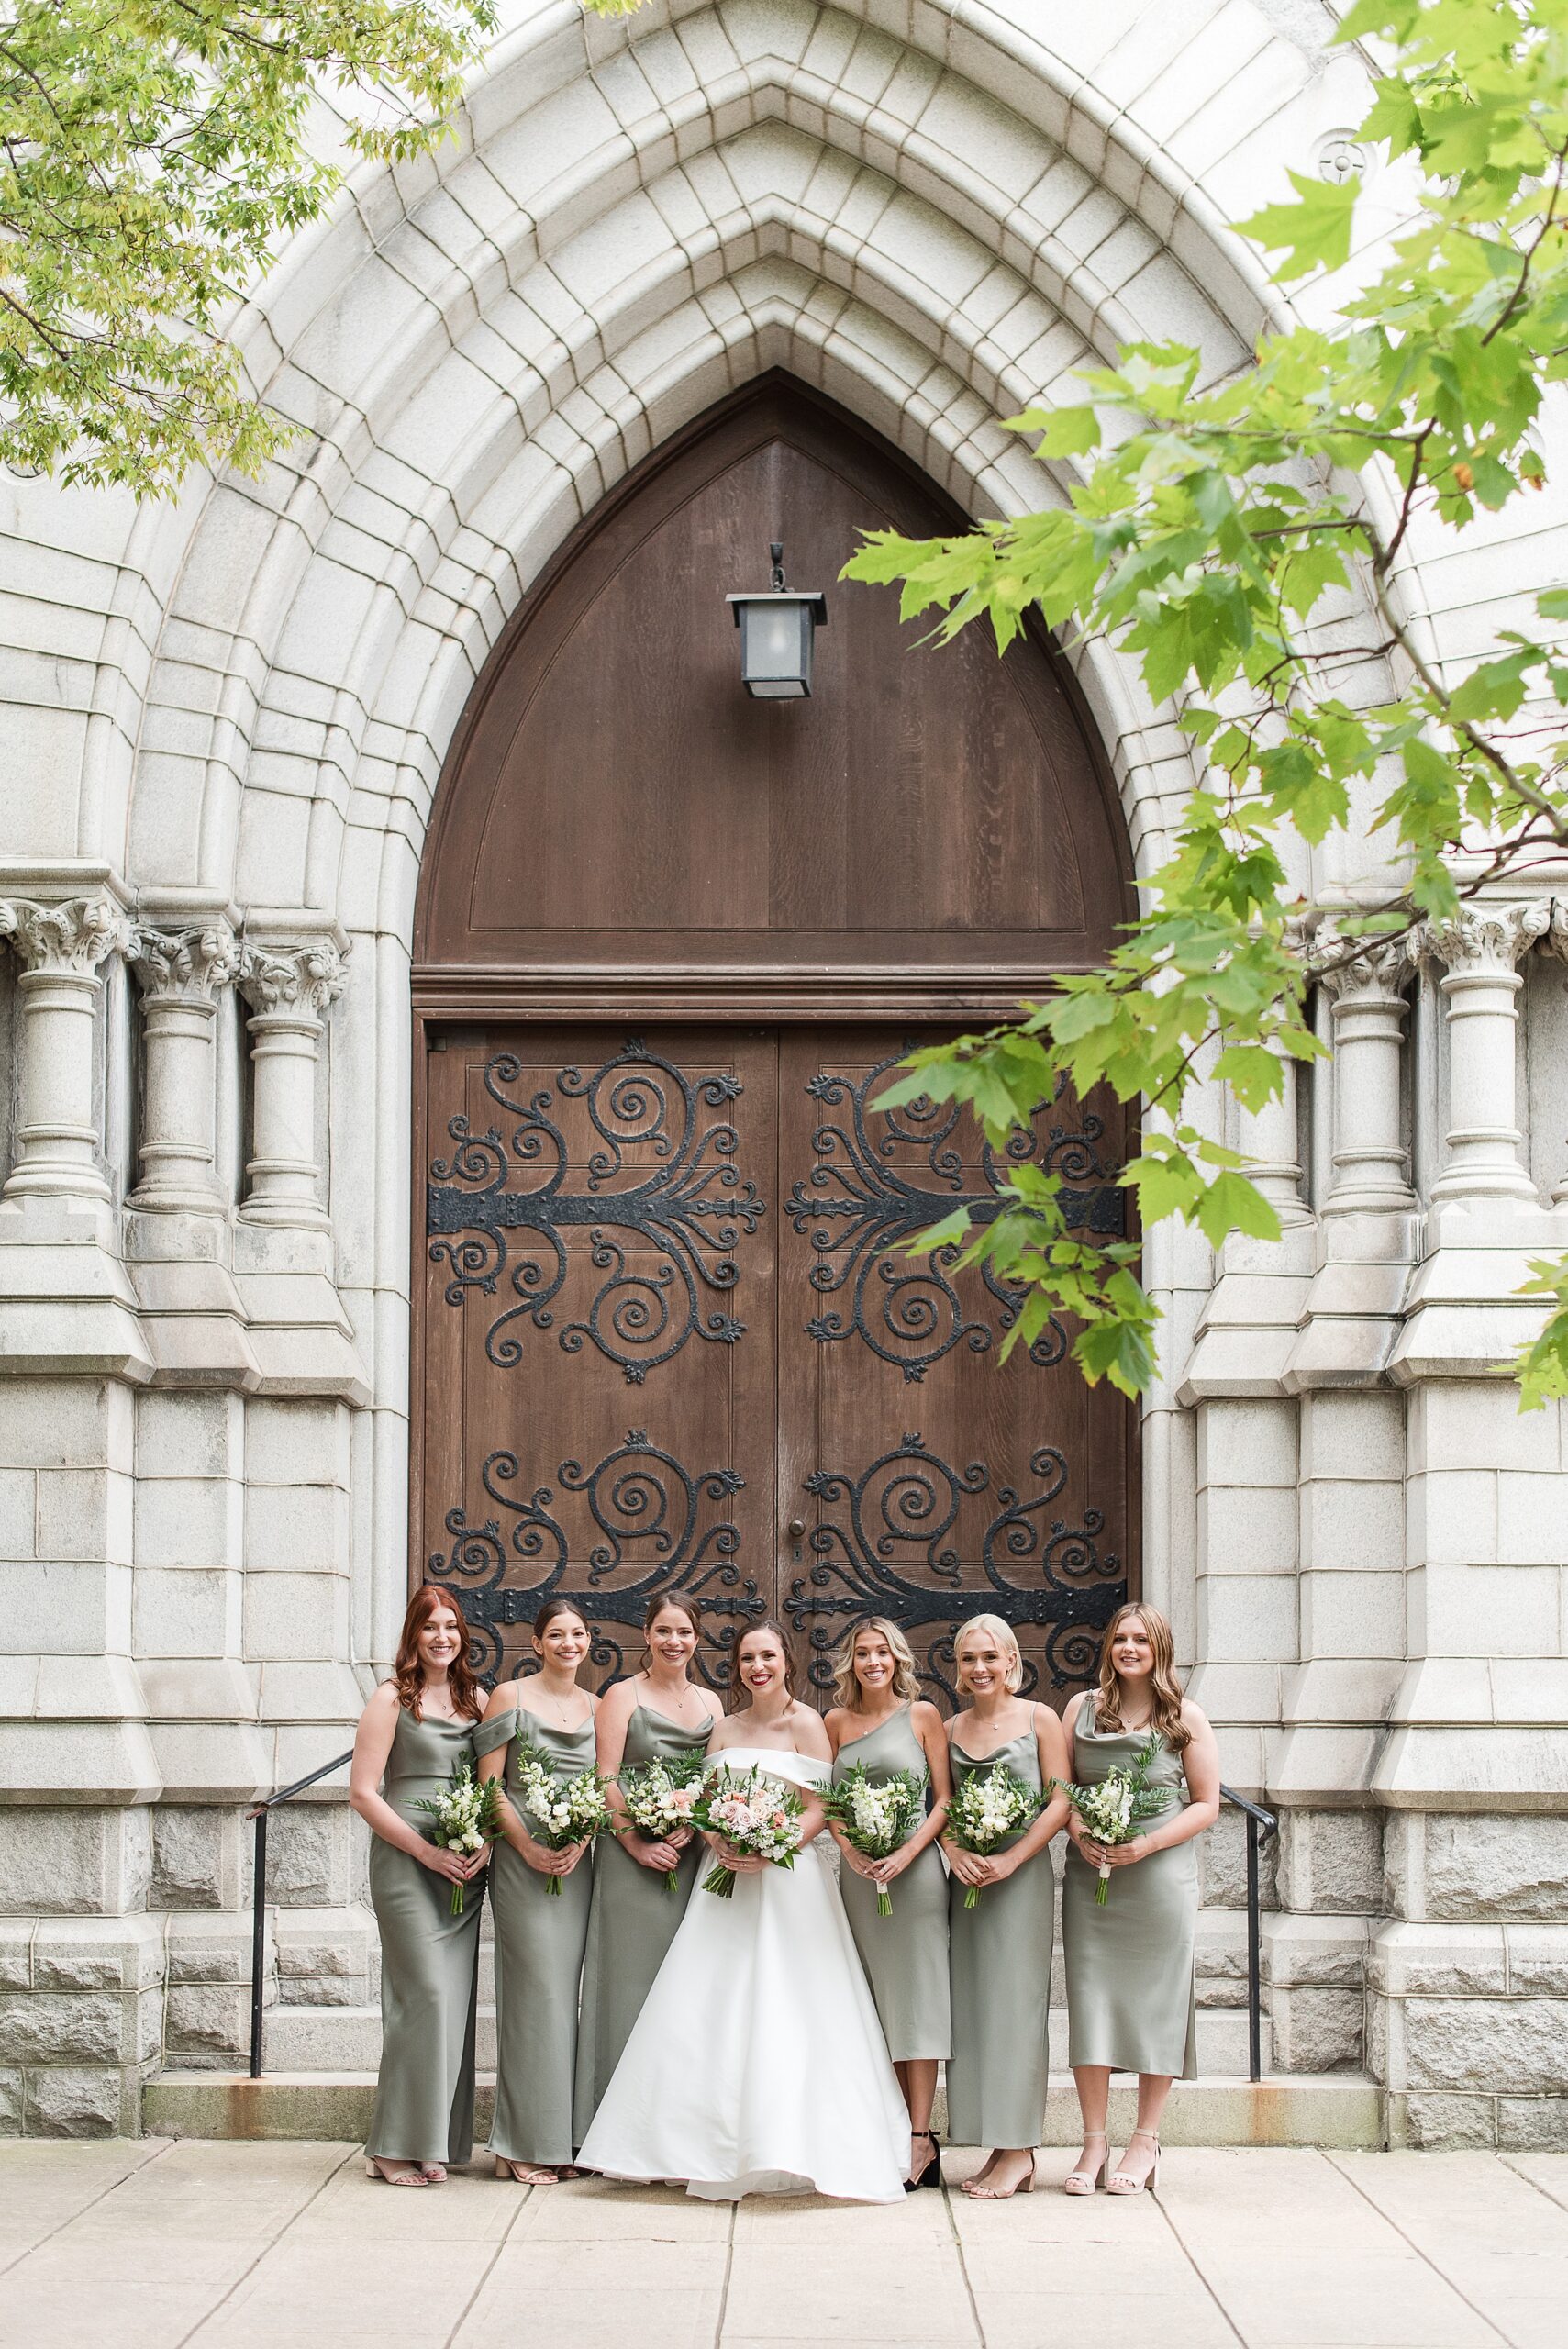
(617, 1755), (706, 1892)
(413, 1758), (504, 1916)
(821, 1765), (928, 1917)
(512, 1740), (614, 1894)
(944, 1761), (1041, 1909)
(691, 1764), (806, 1898)
(1053, 1732), (1168, 1905)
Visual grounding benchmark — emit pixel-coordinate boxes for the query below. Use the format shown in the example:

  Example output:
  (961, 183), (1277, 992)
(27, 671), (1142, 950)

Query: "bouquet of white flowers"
(1052, 1732), (1167, 1904)
(821, 1764), (929, 1917)
(413, 1757), (504, 1916)
(617, 1755), (706, 1892)
(944, 1760), (1041, 1909)
(691, 1764), (806, 1898)
(513, 1740), (614, 1894)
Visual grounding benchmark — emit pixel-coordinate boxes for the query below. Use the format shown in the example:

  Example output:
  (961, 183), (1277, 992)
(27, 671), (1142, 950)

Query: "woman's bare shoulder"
(791, 1704), (833, 1761)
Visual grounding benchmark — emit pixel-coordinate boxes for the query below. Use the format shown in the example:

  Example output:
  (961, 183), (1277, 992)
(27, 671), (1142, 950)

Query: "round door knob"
(787, 1518), (806, 1540)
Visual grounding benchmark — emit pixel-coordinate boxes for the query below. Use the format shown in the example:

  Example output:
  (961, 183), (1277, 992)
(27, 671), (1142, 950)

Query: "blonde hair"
(1095, 1605), (1190, 1752)
(953, 1613), (1023, 1696)
(831, 1617), (921, 1711)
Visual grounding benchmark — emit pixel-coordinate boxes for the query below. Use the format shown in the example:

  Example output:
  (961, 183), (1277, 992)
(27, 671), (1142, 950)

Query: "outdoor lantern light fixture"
(727, 542), (828, 698)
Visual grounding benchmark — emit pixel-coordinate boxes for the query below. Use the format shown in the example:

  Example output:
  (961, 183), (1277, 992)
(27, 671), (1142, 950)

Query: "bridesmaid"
(477, 1597), (600, 2183)
(825, 1617), (951, 2189)
(941, 1612), (1069, 2200)
(1061, 1604), (1218, 2196)
(573, 1593), (720, 2141)
(350, 1584), (489, 2186)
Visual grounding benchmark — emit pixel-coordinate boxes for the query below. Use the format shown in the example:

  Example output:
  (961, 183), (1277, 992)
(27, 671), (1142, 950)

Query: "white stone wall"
(2, 0), (1566, 2141)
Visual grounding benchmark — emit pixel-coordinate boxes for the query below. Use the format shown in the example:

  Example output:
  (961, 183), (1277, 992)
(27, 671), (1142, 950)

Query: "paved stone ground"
(3, 2141), (1566, 2349)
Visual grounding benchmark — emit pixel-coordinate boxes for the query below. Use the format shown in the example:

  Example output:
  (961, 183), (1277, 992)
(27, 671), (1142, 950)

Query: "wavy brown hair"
(1095, 1604), (1190, 1752)
(392, 1585), (484, 1721)
(831, 1617), (921, 1710)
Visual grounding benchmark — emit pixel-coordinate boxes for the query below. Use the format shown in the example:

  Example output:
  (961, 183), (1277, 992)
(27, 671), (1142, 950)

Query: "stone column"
(0, 896), (128, 1202)
(237, 935), (348, 1229)
(1318, 937), (1417, 1216)
(1423, 904), (1548, 1202)
(1237, 1040), (1310, 1226)
(127, 922), (241, 1214)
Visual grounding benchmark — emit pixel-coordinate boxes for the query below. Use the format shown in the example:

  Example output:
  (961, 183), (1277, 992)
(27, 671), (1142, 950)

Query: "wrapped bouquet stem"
(512, 1740), (614, 1893)
(617, 1755), (706, 1893)
(691, 1764), (805, 1897)
(944, 1760), (1041, 1909)
(1052, 1731), (1168, 1904)
(821, 1764), (928, 1917)
(413, 1758), (505, 1917)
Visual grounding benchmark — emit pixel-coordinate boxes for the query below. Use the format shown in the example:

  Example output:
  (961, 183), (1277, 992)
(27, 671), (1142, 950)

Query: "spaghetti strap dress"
(573, 1699), (717, 2139)
(830, 1706), (950, 2062)
(945, 1723), (1052, 2149)
(365, 1705), (484, 2166)
(478, 1707), (597, 2166)
(1061, 1701), (1198, 2078)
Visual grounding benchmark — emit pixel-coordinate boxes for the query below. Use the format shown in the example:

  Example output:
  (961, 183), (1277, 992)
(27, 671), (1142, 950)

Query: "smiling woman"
(349, 1586), (489, 2188)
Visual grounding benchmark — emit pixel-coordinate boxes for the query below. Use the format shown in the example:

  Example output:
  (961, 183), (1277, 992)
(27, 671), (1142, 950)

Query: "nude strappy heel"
(365, 2157), (427, 2186)
(1062, 2130), (1107, 2195)
(1106, 2129), (1160, 2194)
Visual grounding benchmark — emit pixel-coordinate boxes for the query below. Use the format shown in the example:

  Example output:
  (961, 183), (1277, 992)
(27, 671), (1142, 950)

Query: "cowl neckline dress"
(573, 1697), (718, 2139)
(577, 1744), (911, 2202)
(830, 1705), (950, 2061)
(365, 1705), (484, 2166)
(1061, 1702), (1198, 2079)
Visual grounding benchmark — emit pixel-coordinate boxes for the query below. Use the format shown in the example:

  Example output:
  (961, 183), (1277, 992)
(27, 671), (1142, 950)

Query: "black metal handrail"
(241, 1751), (1278, 2087)
(1219, 1784), (1279, 2083)
(245, 1748), (353, 2079)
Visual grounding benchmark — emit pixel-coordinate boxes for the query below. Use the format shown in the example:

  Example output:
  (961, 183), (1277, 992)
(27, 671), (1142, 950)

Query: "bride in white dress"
(577, 1619), (912, 2202)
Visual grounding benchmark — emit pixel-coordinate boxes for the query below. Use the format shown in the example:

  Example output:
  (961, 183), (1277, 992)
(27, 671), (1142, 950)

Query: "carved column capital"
(128, 920), (241, 1005)
(1312, 922), (1416, 1004)
(238, 936), (349, 1019)
(1418, 902), (1551, 975)
(0, 895), (128, 974)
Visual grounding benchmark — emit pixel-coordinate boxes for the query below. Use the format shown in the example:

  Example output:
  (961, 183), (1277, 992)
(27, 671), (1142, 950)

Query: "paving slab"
(4, 2141), (1568, 2347)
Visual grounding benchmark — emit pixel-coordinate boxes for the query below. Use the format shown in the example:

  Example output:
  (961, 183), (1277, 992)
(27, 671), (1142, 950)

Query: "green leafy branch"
(842, 0), (1568, 1406)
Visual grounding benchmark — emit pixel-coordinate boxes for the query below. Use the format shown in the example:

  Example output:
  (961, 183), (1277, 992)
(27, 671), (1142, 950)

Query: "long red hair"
(392, 1585), (484, 1720)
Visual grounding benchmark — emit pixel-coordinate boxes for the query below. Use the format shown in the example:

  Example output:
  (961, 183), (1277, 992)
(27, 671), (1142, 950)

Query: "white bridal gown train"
(577, 1748), (911, 2202)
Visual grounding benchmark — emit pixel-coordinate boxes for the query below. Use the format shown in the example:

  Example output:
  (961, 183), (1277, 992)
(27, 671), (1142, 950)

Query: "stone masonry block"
(1197, 1399), (1298, 1489)
(0, 1469), (34, 1560)
(0, 1921), (33, 1989)
(1424, 1814), (1568, 1921)
(1414, 1563), (1559, 1659)
(1271, 1986), (1364, 2073)
(244, 1483), (350, 1572)
(0, 1559), (132, 1657)
(244, 1399), (350, 1487)
(243, 1572), (345, 1661)
(1299, 1570), (1405, 1660)
(30, 1917), (164, 1993)
(134, 1477), (242, 1572)
(152, 1808), (245, 1911)
(1276, 1809), (1384, 1915)
(36, 1469), (133, 1566)
(0, 2066), (19, 2134)
(265, 1805), (355, 1908)
(1411, 1381), (1559, 1475)
(1298, 1480), (1404, 1574)
(1496, 2097), (1568, 2149)
(0, 1990), (129, 2065)
(164, 1911), (268, 1987)
(132, 1567), (239, 1660)
(1496, 1473), (1568, 1567)
(22, 2065), (130, 2137)
(1199, 1485), (1296, 1575)
(1263, 1914), (1367, 1989)
(1403, 1998), (1568, 2094)
(1199, 1808), (1280, 1910)
(0, 1807), (151, 1918)
(1394, 2091), (1497, 2149)
(165, 1982), (250, 2062)
(1299, 1391), (1405, 1483)
(135, 1388), (242, 1480)
(0, 1378), (134, 1474)
(1197, 1573), (1296, 1661)
(1505, 1924), (1568, 1995)
(1371, 1923), (1508, 1999)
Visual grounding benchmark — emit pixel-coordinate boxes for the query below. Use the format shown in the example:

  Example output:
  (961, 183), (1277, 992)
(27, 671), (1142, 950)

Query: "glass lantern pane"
(743, 601), (806, 681)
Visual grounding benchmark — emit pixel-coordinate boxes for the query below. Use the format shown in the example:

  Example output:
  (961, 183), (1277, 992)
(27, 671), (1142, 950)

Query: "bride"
(577, 1618), (912, 2202)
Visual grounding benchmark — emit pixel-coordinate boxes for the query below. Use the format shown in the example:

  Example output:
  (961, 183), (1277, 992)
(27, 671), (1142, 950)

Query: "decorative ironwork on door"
(784, 1047), (1123, 1382)
(787, 1433), (1122, 1706)
(429, 1431), (763, 1687)
(427, 1038), (764, 1382)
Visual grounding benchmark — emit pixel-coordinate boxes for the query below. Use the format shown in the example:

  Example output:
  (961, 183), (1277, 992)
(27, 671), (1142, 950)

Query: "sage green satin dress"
(573, 1700), (717, 2139)
(830, 1707), (950, 2062)
(365, 1705), (484, 2166)
(1062, 1703), (1198, 2079)
(945, 1722), (1053, 2149)
(478, 1708), (597, 2167)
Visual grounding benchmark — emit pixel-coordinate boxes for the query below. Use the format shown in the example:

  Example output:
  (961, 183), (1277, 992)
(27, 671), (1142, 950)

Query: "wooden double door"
(417, 1020), (1134, 1707)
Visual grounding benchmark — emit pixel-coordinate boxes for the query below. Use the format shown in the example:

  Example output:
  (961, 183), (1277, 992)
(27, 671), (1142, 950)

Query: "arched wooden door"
(412, 375), (1138, 1705)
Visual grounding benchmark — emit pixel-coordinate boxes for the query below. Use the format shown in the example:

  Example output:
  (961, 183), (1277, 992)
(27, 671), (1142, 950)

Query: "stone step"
(145, 2068), (1382, 2148)
(257, 2000), (1273, 2078)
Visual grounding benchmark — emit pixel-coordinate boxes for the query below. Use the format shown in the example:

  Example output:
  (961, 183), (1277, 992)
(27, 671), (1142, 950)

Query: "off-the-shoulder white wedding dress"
(577, 1747), (911, 2202)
